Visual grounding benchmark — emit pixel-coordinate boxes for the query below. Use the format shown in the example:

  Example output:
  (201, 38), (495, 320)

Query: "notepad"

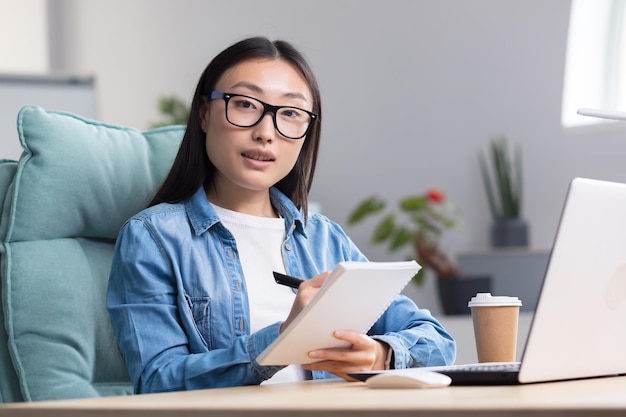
(256, 260), (420, 366)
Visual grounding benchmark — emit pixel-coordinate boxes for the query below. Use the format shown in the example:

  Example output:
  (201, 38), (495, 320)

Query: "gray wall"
(46, 0), (626, 313)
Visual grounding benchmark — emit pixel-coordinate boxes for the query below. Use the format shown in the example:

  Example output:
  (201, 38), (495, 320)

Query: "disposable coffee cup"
(468, 293), (522, 363)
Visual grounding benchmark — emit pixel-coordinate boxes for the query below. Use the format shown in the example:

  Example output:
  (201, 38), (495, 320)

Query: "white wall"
(40, 0), (626, 313)
(0, 0), (49, 73)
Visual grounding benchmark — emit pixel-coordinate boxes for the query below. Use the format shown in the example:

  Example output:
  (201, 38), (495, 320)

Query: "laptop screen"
(518, 177), (626, 383)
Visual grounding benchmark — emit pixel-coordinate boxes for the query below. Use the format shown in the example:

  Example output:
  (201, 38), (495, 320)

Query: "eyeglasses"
(208, 91), (317, 140)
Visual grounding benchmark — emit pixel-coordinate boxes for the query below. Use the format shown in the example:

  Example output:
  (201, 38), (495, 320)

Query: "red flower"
(426, 188), (444, 203)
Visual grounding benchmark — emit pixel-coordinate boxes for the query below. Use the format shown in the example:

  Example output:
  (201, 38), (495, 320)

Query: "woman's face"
(202, 58), (313, 199)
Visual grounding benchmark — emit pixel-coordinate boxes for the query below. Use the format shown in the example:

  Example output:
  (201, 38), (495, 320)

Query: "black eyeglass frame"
(208, 90), (318, 140)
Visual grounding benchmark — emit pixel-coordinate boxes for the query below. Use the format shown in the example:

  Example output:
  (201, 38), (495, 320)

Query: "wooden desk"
(2, 376), (626, 417)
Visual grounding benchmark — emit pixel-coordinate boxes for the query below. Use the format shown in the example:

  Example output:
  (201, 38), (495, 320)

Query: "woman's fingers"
(280, 271), (331, 333)
(303, 330), (390, 377)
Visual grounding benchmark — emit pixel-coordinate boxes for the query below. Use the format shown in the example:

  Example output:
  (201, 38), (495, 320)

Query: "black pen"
(273, 271), (305, 289)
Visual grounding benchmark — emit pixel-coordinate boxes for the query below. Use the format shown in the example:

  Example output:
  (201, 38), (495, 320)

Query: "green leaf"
(347, 196), (386, 224)
(411, 269), (425, 286)
(479, 136), (523, 219)
(512, 145), (523, 217)
(151, 95), (190, 128)
(399, 195), (428, 212)
(492, 138), (513, 217)
(478, 150), (499, 219)
(372, 214), (395, 243)
(389, 228), (413, 251)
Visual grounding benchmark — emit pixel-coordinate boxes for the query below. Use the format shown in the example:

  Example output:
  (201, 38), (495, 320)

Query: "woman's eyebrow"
(230, 81), (262, 93)
(229, 81), (309, 102)
(283, 92), (308, 102)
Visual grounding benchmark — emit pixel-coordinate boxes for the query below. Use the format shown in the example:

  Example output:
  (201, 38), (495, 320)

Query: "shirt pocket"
(185, 294), (212, 350)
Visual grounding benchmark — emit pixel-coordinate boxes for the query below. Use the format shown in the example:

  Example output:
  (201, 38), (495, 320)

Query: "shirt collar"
(184, 186), (307, 237)
(269, 187), (307, 237)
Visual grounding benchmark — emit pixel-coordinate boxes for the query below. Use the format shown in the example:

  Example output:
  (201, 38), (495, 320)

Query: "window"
(562, 0), (626, 127)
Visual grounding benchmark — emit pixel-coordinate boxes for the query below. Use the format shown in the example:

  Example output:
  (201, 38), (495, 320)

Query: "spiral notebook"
(256, 260), (420, 366)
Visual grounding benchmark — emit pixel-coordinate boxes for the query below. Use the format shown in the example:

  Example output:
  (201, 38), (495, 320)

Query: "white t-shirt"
(211, 204), (305, 384)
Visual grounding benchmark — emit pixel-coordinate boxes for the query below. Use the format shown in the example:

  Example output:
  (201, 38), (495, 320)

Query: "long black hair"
(149, 37), (322, 219)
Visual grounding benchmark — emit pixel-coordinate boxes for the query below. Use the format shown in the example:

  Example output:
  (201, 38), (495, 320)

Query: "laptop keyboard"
(427, 362), (522, 385)
(347, 362), (522, 385)
(428, 362), (521, 373)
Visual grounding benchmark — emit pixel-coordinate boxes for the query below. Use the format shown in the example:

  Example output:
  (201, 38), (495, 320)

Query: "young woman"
(107, 36), (456, 394)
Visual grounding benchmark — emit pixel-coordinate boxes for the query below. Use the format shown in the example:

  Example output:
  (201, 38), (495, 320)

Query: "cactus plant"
(478, 137), (522, 220)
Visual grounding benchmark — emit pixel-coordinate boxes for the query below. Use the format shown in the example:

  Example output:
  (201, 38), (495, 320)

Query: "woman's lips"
(241, 151), (275, 161)
(241, 150), (275, 168)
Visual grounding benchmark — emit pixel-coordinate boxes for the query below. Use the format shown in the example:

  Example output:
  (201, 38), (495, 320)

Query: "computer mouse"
(365, 369), (452, 389)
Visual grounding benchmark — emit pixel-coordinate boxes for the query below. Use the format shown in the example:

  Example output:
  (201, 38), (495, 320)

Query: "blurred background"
(2, 0), (626, 315)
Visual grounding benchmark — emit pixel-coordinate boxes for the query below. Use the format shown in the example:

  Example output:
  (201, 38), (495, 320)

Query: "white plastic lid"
(467, 293), (522, 307)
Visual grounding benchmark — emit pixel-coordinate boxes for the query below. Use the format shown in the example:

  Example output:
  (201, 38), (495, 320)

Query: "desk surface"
(2, 376), (626, 417)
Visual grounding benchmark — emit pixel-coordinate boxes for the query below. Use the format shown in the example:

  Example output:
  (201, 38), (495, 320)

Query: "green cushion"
(6, 239), (129, 399)
(0, 160), (17, 221)
(0, 106), (184, 401)
(0, 160), (22, 403)
(8, 106), (183, 241)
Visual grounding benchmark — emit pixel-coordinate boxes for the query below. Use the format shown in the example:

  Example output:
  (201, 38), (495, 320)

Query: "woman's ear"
(199, 99), (209, 133)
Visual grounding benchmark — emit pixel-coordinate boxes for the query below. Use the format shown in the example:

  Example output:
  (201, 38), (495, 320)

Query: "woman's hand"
(301, 330), (390, 381)
(280, 271), (330, 333)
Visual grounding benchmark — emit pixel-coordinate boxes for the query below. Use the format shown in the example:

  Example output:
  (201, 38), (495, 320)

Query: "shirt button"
(237, 281), (241, 291)
(285, 244), (292, 251)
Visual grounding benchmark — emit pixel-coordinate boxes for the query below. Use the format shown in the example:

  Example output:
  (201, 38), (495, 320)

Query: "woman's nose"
(252, 112), (276, 142)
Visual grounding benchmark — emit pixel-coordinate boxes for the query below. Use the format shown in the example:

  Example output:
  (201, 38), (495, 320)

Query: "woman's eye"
(233, 98), (257, 110)
(279, 108), (303, 120)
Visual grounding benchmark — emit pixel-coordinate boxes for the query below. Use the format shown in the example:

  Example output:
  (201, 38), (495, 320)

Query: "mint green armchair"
(0, 106), (184, 402)
(0, 159), (20, 402)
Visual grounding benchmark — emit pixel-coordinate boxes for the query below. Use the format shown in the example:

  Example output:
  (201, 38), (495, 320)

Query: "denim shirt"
(107, 186), (456, 394)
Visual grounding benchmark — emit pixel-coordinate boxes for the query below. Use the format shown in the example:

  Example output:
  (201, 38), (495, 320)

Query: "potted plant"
(347, 189), (491, 314)
(347, 188), (459, 283)
(478, 137), (529, 247)
(151, 95), (190, 128)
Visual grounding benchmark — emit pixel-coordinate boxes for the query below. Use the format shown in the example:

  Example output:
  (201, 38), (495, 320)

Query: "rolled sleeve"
(369, 295), (456, 369)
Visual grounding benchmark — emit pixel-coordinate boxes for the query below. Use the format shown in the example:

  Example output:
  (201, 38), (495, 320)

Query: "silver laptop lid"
(519, 178), (626, 383)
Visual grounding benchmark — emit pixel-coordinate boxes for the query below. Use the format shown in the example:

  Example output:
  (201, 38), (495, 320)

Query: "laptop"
(351, 177), (626, 385)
